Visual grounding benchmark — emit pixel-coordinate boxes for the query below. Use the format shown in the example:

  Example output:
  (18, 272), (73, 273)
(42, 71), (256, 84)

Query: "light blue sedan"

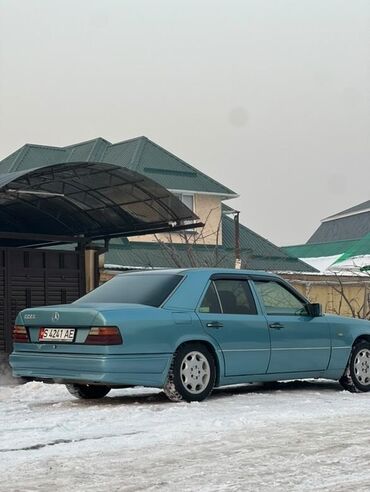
(10, 269), (370, 401)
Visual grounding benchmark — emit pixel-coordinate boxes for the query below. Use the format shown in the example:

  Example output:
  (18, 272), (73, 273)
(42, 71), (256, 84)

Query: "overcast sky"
(0, 0), (369, 245)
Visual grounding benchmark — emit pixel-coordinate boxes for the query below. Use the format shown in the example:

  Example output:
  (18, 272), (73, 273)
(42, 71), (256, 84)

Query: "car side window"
(199, 282), (222, 313)
(254, 280), (308, 316)
(214, 279), (257, 315)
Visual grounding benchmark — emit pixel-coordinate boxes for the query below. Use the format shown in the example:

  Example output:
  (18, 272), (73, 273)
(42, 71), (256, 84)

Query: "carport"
(0, 161), (200, 352)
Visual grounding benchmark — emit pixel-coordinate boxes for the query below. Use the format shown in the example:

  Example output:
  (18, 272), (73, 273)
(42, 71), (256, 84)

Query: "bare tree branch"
(154, 209), (227, 268)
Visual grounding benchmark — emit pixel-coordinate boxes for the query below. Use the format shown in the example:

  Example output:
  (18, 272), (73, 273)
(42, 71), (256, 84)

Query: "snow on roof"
(298, 254), (370, 276)
(299, 255), (342, 273)
(330, 255), (370, 273)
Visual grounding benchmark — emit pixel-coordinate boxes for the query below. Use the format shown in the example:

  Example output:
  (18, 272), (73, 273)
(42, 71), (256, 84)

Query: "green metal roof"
(283, 233), (370, 270)
(223, 215), (288, 259)
(334, 233), (370, 264)
(106, 239), (232, 269)
(105, 210), (316, 273)
(0, 137), (237, 198)
(282, 239), (359, 259)
(105, 240), (316, 272)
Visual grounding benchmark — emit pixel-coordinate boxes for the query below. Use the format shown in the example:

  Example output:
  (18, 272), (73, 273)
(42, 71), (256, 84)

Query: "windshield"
(75, 273), (183, 307)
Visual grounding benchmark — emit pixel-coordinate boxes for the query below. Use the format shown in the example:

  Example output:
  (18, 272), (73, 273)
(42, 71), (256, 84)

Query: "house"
(0, 136), (314, 273)
(283, 200), (370, 273)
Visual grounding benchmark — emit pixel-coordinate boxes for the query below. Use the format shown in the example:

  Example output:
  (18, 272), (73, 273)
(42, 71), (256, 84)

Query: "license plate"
(39, 328), (76, 343)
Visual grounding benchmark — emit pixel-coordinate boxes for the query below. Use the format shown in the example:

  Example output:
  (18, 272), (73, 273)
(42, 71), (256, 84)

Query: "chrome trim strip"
(222, 348), (270, 352)
(222, 346), (347, 352)
(272, 347), (330, 351)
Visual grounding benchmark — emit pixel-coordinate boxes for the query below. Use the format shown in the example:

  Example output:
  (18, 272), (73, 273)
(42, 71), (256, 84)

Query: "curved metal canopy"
(0, 162), (200, 247)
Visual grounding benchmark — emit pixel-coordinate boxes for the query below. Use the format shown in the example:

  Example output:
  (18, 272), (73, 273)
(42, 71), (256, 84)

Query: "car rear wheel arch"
(164, 341), (217, 402)
(175, 340), (220, 386)
(341, 335), (370, 379)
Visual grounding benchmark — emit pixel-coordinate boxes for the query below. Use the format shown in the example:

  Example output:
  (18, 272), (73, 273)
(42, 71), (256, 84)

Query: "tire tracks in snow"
(0, 431), (142, 453)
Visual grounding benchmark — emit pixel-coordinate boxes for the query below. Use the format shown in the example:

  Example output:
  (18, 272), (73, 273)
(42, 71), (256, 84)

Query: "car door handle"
(206, 321), (223, 329)
(269, 322), (284, 330)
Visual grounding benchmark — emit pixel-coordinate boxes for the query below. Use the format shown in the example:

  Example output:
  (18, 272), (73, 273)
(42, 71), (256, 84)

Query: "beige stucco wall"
(130, 193), (223, 245)
(282, 273), (370, 319)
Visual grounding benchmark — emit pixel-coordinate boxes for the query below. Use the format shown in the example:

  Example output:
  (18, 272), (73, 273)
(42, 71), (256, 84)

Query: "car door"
(196, 276), (270, 377)
(252, 278), (330, 374)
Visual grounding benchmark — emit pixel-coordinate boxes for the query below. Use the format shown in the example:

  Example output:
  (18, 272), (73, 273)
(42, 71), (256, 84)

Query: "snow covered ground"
(1, 380), (370, 492)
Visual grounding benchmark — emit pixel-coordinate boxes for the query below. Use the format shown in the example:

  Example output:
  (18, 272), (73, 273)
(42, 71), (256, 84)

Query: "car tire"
(163, 343), (216, 402)
(66, 384), (111, 399)
(340, 340), (370, 393)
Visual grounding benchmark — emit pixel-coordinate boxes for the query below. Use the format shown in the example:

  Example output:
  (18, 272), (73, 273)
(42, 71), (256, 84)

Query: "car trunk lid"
(16, 303), (151, 354)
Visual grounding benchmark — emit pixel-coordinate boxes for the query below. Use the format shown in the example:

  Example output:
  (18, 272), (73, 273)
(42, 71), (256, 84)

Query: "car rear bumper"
(9, 351), (172, 387)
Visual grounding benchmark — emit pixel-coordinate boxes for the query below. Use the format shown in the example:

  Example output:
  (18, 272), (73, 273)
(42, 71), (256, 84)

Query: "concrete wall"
(130, 193), (223, 245)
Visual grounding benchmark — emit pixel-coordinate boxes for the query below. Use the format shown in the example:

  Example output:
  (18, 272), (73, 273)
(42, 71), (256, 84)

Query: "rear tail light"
(13, 325), (29, 343)
(85, 326), (122, 345)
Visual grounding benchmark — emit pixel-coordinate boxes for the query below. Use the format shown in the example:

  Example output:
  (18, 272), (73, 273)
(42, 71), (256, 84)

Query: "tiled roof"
(0, 137), (237, 197)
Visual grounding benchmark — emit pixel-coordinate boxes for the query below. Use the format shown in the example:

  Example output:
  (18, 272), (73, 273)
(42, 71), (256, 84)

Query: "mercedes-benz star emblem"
(52, 312), (60, 322)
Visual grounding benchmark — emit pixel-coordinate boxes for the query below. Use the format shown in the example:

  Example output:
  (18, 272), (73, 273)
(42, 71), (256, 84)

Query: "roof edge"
(321, 207), (370, 223)
(64, 137), (112, 149)
(145, 137), (238, 197)
(283, 238), (357, 249)
(169, 188), (239, 199)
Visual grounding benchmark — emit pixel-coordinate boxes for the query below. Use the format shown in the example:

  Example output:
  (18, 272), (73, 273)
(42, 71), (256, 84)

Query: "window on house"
(180, 194), (194, 211)
(174, 193), (195, 231)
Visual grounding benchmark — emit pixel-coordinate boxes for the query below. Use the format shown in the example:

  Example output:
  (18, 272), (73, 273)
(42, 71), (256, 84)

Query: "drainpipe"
(222, 208), (241, 269)
(82, 238), (110, 290)
(234, 211), (241, 269)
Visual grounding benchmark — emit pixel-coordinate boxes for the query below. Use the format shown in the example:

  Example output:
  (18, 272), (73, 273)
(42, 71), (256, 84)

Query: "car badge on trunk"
(52, 312), (60, 322)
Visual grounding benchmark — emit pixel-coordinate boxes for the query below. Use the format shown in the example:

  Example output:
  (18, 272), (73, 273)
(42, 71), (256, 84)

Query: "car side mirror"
(306, 303), (322, 317)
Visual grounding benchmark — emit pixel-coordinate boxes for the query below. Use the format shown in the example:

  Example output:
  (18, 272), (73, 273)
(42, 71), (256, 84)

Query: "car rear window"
(75, 274), (183, 307)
